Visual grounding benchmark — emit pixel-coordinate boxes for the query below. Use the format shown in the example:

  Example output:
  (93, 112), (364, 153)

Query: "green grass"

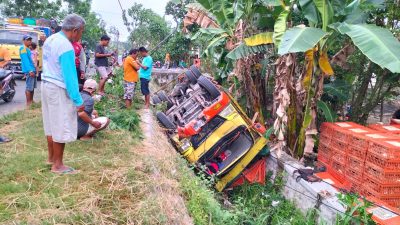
(0, 68), (315, 224)
(0, 109), (143, 223)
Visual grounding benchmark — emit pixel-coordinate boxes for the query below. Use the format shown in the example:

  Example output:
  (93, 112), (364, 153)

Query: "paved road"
(0, 80), (41, 117)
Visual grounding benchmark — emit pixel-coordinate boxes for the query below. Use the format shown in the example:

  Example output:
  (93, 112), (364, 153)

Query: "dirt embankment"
(135, 109), (193, 225)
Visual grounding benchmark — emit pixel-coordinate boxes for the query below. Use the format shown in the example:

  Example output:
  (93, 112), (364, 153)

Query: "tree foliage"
(0, 0), (63, 20)
(0, 0), (106, 49)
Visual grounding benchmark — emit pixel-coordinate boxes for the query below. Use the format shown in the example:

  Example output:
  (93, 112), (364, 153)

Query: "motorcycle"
(0, 69), (16, 103)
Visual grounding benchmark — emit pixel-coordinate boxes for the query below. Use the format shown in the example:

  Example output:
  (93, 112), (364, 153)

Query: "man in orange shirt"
(0, 46), (11, 69)
(123, 49), (140, 108)
(0, 46), (11, 94)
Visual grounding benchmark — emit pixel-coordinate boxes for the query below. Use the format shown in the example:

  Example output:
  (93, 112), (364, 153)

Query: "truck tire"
(158, 91), (172, 103)
(190, 65), (202, 78)
(197, 75), (220, 100)
(156, 111), (176, 129)
(185, 70), (197, 84)
(152, 95), (161, 105)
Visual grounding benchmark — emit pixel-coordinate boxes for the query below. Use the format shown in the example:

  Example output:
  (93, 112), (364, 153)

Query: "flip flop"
(52, 167), (79, 175)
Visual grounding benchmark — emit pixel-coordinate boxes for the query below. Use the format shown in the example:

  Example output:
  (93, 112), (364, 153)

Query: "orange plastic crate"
(369, 124), (400, 134)
(364, 175), (400, 195)
(366, 196), (400, 225)
(364, 162), (400, 184)
(346, 175), (363, 193)
(347, 155), (365, 170)
(366, 152), (400, 170)
(329, 159), (347, 183)
(331, 139), (348, 154)
(348, 144), (367, 160)
(331, 147), (347, 162)
(319, 133), (331, 146)
(368, 140), (400, 160)
(364, 188), (400, 208)
(317, 143), (332, 165)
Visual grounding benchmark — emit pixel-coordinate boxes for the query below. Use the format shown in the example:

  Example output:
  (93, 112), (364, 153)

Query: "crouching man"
(77, 79), (110, 140)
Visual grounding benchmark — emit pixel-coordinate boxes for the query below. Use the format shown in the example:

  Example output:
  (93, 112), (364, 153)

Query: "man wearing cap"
(77, 79), (110, 140)
(19, 35), (36, 106)
(41, 14), (86, 174)
(95, 35), (113, 95)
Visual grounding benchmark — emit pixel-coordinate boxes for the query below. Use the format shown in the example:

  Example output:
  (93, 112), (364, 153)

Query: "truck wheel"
(158, 91), (173, 104)
(156, 111), (176, 129)
(197, 76), (220, 100)
(185, 70), (197, 84)
(152, 95), (161, 105)
(190, 65), (202, 78)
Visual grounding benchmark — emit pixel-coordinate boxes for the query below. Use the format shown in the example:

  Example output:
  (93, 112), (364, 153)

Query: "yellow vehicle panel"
(215, 135), (268, 191)
(186, 113), (248, 163)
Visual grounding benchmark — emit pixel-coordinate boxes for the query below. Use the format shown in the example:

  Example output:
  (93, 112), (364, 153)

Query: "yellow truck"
(0, 25), (46, 77)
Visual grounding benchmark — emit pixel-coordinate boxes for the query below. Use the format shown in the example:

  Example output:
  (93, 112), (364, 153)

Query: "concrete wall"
(266, 151), (345, 224)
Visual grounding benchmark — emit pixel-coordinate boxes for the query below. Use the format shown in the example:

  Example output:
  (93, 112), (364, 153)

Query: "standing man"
(123, 49), (140, 108)
(95, 35), (113, 95)
(138, 47), (153, 109)
(41, 14), (85, 174)
(73, 41), (86, 87)
(19, 35), (36, 106)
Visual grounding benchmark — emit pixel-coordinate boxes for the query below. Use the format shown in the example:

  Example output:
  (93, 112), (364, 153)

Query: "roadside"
(0, 80), (41, 117)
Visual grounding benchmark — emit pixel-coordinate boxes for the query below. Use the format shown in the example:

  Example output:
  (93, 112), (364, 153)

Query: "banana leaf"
(337, 23), (400, 73)
(278, 27), (326, 55)
(226, 43), (270, 60)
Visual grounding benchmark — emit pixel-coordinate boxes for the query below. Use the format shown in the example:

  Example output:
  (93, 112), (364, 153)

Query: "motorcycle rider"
(0, 46), (11, 94)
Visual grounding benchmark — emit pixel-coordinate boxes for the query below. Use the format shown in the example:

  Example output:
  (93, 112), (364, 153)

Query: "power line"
(117, 0), (124, 12)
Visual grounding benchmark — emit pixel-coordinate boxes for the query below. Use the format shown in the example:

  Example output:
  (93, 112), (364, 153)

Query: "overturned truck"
(153, 65), (269, 191)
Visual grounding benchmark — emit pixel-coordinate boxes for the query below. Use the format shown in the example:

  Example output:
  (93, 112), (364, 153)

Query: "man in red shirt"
(72, 41), (86, 88)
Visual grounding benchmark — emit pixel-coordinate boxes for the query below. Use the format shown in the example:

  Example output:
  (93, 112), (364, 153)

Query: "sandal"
(52, 167), (79, 175)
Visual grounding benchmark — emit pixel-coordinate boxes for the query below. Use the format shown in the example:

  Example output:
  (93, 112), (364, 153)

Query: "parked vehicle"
(154, 65), (268, 191)
(0, 69), (16, 103)
(0, 18), (53, 79)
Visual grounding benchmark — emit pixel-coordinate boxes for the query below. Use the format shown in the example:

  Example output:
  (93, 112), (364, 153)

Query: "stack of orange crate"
(318, 122), (374, 185)
(318, 122), (400, 208)
(363, 138), (400, 207)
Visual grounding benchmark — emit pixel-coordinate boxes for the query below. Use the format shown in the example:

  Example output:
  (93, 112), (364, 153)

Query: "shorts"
(41, 81), (77, 143)
(25, 74), (37, 92)
(140, 78), (150, 96)
(97, 66), (112, 79)
(123, 81), (136, 100)
(85, 117), (109, 136)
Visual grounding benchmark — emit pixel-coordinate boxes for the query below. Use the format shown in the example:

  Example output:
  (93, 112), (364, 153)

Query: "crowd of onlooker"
(0, 13), (154, 175)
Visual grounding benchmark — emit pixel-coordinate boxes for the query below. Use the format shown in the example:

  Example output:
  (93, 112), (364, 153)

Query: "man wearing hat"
(77, 79), (110, 140)
(19, 34), (36, 106)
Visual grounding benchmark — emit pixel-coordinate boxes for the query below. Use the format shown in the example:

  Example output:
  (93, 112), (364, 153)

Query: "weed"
(335, 193), (376, 225)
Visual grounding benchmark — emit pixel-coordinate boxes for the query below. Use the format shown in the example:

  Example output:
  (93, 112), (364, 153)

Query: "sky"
(91, 0), (172, 42)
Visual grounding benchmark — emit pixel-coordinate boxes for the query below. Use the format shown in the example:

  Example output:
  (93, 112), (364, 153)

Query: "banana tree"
(275, 0), (400, 158)
(183, 0), (277, 123)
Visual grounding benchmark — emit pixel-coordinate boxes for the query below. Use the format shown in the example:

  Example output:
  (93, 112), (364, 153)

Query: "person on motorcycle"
(0, 46), (11, 94)
(0, 46), (11, 69)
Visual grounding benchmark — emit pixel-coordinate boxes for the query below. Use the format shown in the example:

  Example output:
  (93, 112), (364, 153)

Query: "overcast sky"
(92, 0), (172, 41)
